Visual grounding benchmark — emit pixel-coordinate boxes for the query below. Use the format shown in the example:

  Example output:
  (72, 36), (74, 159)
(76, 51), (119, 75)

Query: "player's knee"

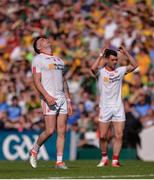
(57, 132), (65, 139)
(45, 128), (54, 137)
(57, 128), (65, 138)
(100, 133), (107, 141)
(115, 131), (123, 140)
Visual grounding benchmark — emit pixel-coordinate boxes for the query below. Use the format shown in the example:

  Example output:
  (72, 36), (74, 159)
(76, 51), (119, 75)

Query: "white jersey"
(32, 53), (65, 98)
(98, 66), (127, 108)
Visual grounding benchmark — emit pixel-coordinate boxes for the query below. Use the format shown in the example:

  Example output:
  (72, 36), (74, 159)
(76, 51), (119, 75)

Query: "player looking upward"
(91, 46), (138, 167)
(29, 37), (72, 169)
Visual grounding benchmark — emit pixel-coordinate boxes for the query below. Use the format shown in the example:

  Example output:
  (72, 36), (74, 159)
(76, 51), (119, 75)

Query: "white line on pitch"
(48, 174), (154, 179)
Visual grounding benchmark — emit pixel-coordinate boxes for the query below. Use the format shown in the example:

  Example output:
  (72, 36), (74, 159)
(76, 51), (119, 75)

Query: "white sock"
(32, 143), (40, 153)
(102, 156), (108, 161)
(112, 159), (118, 163)
(57, 154), (63, 163)
(101, 152), (108, 161)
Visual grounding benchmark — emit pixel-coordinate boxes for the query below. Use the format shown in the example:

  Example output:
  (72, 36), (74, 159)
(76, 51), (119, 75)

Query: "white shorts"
(41, 96), (67, 115)
(99, 106), (125, 123)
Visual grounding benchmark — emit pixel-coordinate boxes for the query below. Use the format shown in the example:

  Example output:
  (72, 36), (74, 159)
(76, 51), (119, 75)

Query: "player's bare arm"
(91, 47), (108, 76)
(33, 72), (56, 105)
(63, 77), (73, 116)
(118, 46), (138, 73)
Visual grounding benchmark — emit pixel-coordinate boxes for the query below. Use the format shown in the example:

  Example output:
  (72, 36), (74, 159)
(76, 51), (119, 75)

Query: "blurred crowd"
(0, 0), (154, 149)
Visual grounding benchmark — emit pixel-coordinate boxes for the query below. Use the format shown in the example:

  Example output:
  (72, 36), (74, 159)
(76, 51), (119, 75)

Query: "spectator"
(134, 92), (150, 117)
(6, 96), (27, 131)
(123, 99), (142, 148)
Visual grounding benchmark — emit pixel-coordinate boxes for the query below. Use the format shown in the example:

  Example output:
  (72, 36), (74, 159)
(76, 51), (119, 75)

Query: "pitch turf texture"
(0, 160), (154, 179)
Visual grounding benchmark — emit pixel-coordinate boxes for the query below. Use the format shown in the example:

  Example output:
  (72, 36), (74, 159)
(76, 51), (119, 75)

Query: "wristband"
(67, 98), (71, 102)
(99, 53), (103, 57)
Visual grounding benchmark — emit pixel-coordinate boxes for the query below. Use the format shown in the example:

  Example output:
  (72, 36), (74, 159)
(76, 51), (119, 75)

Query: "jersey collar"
(105, 66), (115, 72)
(40, 52), (53, 56)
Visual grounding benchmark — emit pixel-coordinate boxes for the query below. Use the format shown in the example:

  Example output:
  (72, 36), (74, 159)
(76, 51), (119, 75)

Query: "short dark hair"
(12, 96), (18, 101)
(103, 49), (117, 58)
(33, 36), (46, 54)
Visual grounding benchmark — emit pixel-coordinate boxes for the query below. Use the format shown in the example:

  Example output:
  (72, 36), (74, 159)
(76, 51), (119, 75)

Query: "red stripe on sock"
(102, 152), (107, 157)
(113, 155), (119, 160)
(32, 67), (36, 73)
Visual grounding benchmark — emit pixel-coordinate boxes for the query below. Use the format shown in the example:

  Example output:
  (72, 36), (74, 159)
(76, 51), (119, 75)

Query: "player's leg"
(97, 121), (110, 167)
(30, 115), (56, 168)
(112, 121), (125, 167)
(31, 99), (57, 152)
(97, 107), (112, 167)
(36, 115), (56, 146)
(56, 113), (68, 169)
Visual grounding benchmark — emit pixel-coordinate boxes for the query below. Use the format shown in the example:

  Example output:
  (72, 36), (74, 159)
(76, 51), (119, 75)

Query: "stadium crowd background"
(0, 0), (154, 149)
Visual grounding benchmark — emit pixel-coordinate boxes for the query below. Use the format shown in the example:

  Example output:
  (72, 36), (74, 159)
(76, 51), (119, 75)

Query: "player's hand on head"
(99, 45), (109, 57)
(118, 46), (127, 55)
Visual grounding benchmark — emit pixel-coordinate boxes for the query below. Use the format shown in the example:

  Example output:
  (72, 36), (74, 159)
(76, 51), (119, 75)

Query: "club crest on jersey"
(103, 77), (109, 82)
(48, 63), (64, 70)
(48, 64), (55, 70)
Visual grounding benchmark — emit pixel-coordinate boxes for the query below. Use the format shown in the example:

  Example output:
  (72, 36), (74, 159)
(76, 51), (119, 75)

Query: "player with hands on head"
(91, 45), (138, 167)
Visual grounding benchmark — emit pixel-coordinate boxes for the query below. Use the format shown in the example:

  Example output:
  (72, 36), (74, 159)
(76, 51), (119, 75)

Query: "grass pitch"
(0, 160), (154, 179)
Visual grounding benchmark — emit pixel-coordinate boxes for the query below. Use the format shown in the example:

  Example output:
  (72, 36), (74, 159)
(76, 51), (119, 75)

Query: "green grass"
(0, 160), (154, 179)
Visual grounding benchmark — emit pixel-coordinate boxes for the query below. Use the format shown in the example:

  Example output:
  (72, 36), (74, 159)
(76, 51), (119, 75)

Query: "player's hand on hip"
(67, 102), (73, 116)
(45, 94), (57, 105)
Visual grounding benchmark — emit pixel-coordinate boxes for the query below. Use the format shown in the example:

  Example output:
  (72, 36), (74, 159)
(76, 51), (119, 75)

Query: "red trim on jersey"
(32, 67), (36, 73)
(41, 52), (53, 56)
(105, 66), (115, 72)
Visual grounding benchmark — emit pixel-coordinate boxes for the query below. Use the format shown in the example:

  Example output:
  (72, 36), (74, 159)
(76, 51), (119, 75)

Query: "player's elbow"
(132, 61), (138, 70)
(133, 64), (138, 70)
(132, 65), (138, 72)
(134, 64), (139, 71)
(90, 68), (96, 76)
(134, 61), (138, 69)
(134, 59), (138, 68)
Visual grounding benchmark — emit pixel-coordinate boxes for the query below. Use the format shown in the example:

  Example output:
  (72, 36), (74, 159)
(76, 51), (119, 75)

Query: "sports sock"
(101, 152), (108, 160)
(57, 153), (63, 163)
(32, 143), (40, 153)
(112, 154), (119, 163)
